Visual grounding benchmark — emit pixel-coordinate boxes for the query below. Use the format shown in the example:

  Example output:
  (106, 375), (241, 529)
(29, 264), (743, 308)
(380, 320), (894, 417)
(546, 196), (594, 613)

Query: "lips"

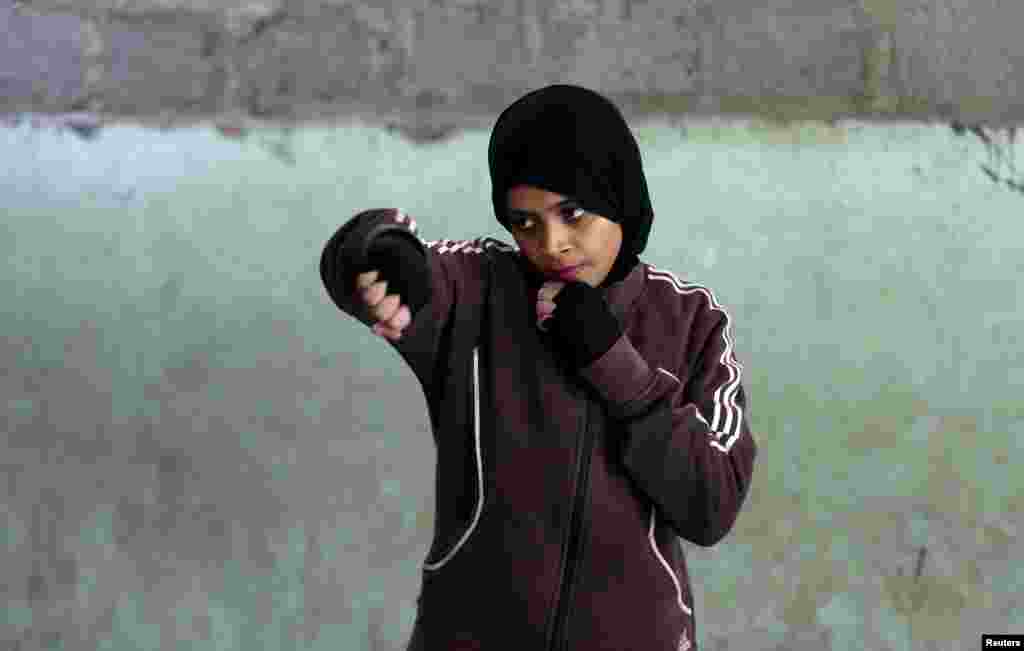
(553, 264), (584, 280)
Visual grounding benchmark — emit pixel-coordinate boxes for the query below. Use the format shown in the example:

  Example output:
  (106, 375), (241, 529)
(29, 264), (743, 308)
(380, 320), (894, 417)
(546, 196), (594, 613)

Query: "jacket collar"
(602, 261), (646, 323)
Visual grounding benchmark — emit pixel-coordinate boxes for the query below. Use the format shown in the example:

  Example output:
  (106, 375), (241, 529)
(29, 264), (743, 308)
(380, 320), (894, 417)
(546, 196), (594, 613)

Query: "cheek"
(609, 230), (624, 259)
(523, 238), (550, 256)
(597, 231), (620, 264)
(515, 238), (543, 265)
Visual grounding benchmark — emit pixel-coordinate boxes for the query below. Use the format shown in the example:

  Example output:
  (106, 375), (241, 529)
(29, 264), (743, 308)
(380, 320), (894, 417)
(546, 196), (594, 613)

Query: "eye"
(562, 206), (585, 221)
(508, 205), (584, 231)
(508, 216), (531, 230)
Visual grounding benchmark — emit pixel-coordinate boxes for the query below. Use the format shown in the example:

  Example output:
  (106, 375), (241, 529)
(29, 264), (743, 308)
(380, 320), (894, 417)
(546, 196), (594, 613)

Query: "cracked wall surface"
(3, 1), (1024, 649)
(2, 116), (1022, 650)
(3, 0), (1024, 133)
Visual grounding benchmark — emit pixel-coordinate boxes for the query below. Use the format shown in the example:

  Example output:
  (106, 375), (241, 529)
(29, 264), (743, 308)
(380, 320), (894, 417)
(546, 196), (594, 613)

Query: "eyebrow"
(507, 198), (578, 219)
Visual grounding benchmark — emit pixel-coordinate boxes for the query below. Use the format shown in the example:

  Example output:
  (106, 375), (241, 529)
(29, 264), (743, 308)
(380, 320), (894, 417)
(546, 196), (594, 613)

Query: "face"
(504, 185), (623, 287)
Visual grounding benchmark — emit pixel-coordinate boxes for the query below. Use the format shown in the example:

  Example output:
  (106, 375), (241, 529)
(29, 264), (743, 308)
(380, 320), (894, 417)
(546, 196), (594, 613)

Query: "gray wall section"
(3, 0), (1024, 129)
(1, 116), (1022, 650)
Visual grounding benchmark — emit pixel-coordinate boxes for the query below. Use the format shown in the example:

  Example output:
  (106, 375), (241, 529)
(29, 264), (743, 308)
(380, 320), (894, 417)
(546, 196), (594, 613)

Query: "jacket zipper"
(547, 399), (594, 651)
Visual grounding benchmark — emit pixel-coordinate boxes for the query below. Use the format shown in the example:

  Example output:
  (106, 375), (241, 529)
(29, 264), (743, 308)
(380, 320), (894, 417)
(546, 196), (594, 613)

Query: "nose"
(538, 221), (574, 257)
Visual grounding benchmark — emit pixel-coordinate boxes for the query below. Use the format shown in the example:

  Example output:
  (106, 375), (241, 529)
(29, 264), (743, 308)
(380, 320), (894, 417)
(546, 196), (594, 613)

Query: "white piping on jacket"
(649, 506), (694, 618)
(649, 367), (693, 619)
(422, 237), (517, 255)
(646, 265), (745, 454)
(421, 348), (693, 623)
(423, 347), (484, 571)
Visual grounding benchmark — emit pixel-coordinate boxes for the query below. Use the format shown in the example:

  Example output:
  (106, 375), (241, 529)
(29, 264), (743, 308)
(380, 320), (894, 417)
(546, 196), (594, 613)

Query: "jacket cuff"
(578, 333), (659, 419)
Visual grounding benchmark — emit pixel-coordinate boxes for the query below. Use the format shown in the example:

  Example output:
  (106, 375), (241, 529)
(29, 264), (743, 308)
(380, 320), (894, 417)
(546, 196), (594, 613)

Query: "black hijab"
(487, 84), (654, 288)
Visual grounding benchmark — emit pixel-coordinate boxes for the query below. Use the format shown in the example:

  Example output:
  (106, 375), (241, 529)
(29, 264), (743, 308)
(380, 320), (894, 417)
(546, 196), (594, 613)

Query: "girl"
(320, 84), (758, 651)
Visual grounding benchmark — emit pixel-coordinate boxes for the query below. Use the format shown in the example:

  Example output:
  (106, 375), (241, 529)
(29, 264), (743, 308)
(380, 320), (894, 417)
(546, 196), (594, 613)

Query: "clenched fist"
(536, 280), (566, 331)
(355, 269), (412, 340)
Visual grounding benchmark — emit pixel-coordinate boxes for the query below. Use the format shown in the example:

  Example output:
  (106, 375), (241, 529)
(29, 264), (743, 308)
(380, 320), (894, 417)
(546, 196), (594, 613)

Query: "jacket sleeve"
(578, 299), (758, 547)
(319, 208), (487, 399)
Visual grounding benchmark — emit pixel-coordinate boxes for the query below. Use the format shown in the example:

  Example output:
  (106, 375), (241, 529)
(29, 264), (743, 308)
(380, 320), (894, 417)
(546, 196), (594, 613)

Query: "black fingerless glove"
(547, 281), (623, 371)
(363, 232), (432, 317)
(321, 209), (432, 319)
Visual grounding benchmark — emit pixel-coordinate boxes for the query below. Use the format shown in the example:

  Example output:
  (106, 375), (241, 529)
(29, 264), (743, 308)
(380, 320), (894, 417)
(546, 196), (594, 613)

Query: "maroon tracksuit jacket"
(321, 209), (758, 650)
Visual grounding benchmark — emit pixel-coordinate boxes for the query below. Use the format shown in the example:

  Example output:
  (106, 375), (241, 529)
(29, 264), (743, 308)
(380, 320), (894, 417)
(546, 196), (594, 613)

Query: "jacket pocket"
(422, 347), (485, 576)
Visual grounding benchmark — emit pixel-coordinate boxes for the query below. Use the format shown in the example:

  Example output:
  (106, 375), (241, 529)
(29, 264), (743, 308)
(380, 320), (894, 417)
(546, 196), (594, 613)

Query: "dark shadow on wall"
(2, 112), (103, 140)
(950, 121), (1023, 194)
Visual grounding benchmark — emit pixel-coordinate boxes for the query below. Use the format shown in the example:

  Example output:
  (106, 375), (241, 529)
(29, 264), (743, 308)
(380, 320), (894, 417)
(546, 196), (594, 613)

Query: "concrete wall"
(3, 0), (1024, 132)
(2, 115), (1022, 650)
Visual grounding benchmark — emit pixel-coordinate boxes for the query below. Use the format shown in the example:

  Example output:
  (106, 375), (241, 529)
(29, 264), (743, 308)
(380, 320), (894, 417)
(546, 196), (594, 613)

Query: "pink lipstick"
(555, 264), (584, 280)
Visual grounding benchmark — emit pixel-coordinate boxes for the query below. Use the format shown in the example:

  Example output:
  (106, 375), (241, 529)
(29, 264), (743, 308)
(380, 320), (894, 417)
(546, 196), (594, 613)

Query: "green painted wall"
(1, 116), (1021, 650)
